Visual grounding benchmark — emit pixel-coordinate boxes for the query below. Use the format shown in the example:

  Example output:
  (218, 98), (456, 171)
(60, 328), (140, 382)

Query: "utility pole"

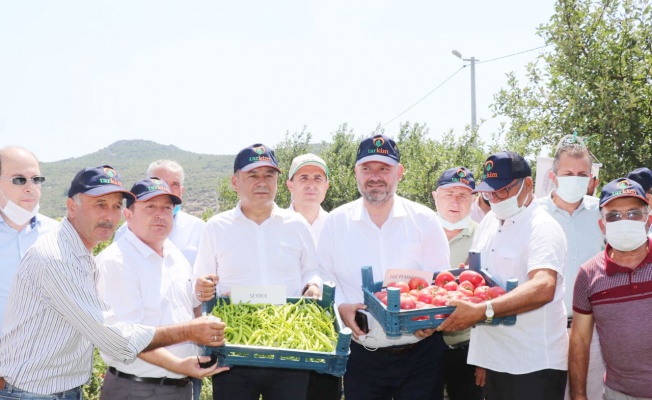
(452, 50), (478, 131)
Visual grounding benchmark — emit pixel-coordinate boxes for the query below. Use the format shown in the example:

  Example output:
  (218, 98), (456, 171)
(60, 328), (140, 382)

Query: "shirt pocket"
(489, 247), (522, 286)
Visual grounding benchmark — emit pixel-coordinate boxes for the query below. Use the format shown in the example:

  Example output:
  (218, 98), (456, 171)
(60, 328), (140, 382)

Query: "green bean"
(211, 299), (338, 352)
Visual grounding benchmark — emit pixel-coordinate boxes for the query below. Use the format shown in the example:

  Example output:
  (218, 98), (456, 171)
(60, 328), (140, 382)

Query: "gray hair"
(552, 134), (593, 173)
(147, 160), (185, 185)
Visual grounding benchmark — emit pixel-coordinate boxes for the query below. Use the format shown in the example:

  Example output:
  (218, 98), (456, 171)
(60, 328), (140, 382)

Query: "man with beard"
(317, 134), (450, 400)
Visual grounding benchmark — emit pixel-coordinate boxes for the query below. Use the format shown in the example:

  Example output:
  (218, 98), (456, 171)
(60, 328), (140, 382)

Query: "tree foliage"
(493, 0), (652, 184)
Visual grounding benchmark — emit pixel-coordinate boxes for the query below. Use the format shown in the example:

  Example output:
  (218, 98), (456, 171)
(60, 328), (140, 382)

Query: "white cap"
(288, 153), (329, 180)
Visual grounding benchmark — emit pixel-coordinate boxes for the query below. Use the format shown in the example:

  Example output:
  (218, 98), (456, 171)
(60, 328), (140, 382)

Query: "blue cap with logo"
(233, 143), (281, 173)
(599, 178), (649, 208)
(68, 165), (135, 201)
(626, 167), (652, 194)
(126, 177), (182, 208)
(436, 167), (475, 190)
(473, 151), (531, 193)
(356, 134), (400, 166)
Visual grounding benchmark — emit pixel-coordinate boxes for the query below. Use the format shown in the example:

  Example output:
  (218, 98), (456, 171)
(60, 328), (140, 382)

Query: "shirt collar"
(604, 237), (652, 276)
(352, 195), (407, 223)
(547, 191), (590, 213)
(60, 217), (92, 256)
(124, 227), (167, 259)
(234, 201), (282, 222)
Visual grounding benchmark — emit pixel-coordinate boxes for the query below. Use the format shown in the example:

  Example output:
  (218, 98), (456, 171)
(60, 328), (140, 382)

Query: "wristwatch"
(485, 301), (494, 324)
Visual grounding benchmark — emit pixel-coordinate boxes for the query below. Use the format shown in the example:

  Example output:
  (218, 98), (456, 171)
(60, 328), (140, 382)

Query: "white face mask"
(436, 213), (471, 230)
(0, 189), (39, 226)
(490, 180), (527, 220)
(555, 176), (590, 204)
(605, 220), (649, 252)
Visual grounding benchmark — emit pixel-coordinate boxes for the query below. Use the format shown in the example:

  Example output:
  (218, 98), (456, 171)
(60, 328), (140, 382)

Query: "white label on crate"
(383, 269), (434, 286)
(230, 285), (286, 305)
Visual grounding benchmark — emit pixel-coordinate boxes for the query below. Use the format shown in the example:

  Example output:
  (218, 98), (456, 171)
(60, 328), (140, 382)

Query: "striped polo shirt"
(573, 237), (652, 398)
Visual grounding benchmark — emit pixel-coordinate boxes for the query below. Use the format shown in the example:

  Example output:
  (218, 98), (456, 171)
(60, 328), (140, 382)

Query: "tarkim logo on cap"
(613, 179), (638, 195)
(483, 160), (497, 179)
(99, 167), (123, 187)
(249, 146), (272, 163)
(455, 169), (471, 185)
(367, 135), (389, 156)
(254, 146), (265, 155)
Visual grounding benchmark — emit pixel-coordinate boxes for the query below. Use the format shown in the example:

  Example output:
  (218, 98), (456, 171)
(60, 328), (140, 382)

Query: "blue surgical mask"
(173, 204), (181, 216)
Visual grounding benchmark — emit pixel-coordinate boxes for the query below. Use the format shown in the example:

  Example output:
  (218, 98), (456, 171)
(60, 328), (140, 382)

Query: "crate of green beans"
(202, 283), (352, 376)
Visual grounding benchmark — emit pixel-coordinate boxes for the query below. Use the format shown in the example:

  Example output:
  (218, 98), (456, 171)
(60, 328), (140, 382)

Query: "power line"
(379, 66), (465, 131)
(476, 45), (550, 65)
(378, 44), (550, 131)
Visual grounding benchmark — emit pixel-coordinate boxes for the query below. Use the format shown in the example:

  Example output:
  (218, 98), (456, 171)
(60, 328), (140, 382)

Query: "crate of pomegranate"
(361, 253), (518, 337)
(202, 282), (352, 376)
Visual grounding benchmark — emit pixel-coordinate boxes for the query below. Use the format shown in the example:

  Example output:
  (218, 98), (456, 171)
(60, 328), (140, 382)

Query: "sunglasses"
(0, 176), (47, 186)
(601, 209), (649, 223)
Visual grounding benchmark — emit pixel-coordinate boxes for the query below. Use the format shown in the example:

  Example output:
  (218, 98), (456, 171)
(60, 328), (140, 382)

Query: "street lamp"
(452, 50), (478, 131)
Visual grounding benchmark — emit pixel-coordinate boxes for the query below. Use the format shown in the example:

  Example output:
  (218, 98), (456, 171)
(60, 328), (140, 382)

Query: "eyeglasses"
(482, 179), (523, 201)
(0, 176), (46, 186)
(601, 209), (649, 223)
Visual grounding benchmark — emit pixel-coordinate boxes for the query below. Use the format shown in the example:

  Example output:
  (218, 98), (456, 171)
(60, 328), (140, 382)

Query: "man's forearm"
(143, 323), (191, 352)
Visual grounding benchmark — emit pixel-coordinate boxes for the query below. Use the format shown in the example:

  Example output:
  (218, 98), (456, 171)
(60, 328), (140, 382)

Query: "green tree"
(318, 124), (361, 211)
(493, 0), (652, 184)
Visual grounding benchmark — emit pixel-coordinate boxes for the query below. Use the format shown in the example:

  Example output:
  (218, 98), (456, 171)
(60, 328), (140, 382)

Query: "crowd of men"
(0, 134), (650, 400)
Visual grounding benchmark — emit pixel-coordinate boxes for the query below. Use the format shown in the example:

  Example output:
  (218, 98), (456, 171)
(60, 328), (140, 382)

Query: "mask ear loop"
(359, 333), (379, 351)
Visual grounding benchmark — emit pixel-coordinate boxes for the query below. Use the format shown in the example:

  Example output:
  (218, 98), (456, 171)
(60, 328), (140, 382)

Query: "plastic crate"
(361, 252), (518, 337)
(202, 282), (352, 376)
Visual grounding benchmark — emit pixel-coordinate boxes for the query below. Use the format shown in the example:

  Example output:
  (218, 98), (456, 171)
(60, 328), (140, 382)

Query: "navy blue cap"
(473, 151), (531, 192)
(126, 177), (182, 208)
(356, 134), (400, 166)
(68, 165), (135, 201)
(599, 178), (649, 208)
(436, 167), (475, 190)
(233, 143), (281, 173)
(626, 167), (652, 193)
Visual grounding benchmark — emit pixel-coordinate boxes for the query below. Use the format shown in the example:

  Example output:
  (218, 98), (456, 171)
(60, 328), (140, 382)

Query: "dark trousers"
(100, 372), (192, 400)
(443, 344), (484, 400)
(212, 367), (309, 400)
(485, 368), (567, 400)
(306, 371), (342, 400)
(344, 333), (447, 400)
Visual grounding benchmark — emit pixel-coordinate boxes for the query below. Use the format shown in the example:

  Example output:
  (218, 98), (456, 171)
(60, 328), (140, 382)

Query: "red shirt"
(573, 237), (652, 397)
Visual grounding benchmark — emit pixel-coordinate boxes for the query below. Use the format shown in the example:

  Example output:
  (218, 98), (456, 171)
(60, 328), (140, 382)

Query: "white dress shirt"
(317, 196), (450, 347)
(0, 213), (57, 330)
(0, 218), (155, 395)
(288, 202), (329, 245)
(193, 202), (320, 296)
(96, 229), (199, 378)
(468, 201), (569, 374)
(114, 210), (205, 266)
(536, 193), (604, 312)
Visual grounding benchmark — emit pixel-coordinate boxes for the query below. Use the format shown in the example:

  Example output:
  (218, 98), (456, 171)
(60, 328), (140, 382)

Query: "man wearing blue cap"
(432, 166), (483, 400)
(438, 151), (568, 400)
(569, 178), (652, 400)
(318, 134), (450, 400)
(193, 144), (321, 400)
(626, 167), (652, 236)
(96, 178), (227, 399)
(0, 166), (226, 399)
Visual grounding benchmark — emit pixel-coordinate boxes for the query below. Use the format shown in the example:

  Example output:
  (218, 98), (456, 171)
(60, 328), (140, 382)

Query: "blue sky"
(0, 1), (556, 162)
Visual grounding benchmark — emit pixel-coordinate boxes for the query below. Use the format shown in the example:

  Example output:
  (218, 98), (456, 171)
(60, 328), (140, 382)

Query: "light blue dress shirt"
(536, 193), (605, 313)
(0, 213), (57, 330)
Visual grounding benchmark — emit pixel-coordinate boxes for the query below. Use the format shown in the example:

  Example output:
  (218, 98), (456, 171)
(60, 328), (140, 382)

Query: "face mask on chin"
(0, 189), (39, 226)
(555, 176), (590, 204)
(490, 180), (527, 220)
(605, 220), (649, 251)
(436, 213), (471, 230)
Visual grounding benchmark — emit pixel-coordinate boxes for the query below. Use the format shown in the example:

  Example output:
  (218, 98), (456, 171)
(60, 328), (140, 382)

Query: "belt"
(447, 340), (470, 350)
(108, 367), (191, 387)
(375, 341), (420, 355)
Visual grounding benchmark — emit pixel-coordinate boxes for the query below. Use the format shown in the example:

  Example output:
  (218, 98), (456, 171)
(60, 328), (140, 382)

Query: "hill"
(39, 140), (234, 218)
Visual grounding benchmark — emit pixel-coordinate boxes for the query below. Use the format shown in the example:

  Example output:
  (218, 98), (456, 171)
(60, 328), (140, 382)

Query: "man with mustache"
(0, 166), (226, 399)
(193, 144), (321, 400)
(0, 146), (57, 332)
(317, 134), (450, 400)
(95, 178), (226, 399)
